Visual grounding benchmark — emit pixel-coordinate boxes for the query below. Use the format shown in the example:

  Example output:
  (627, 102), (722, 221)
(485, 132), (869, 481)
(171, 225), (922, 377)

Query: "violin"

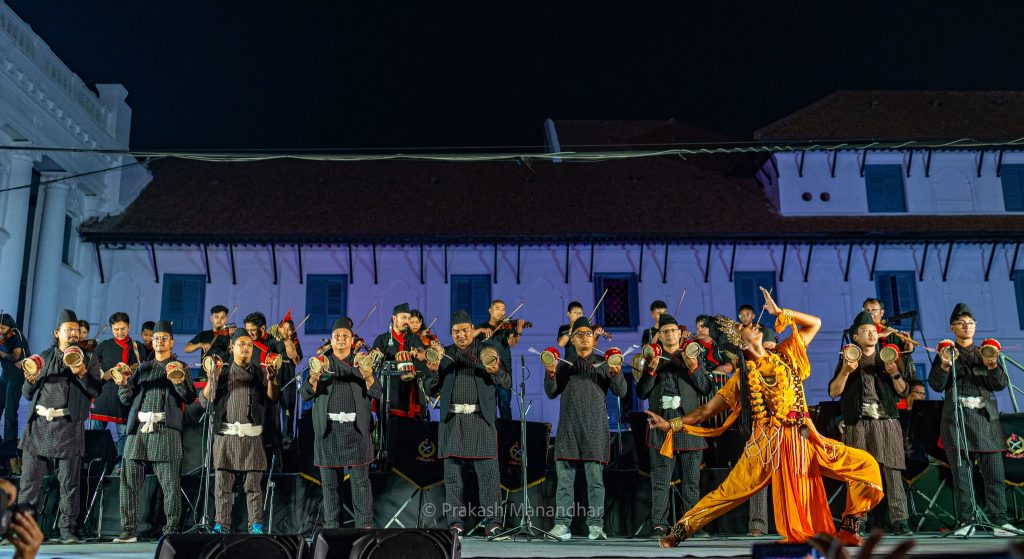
(418, 328), (439, 347)
(491, 321), (533, 334)
(212, 324), (236, 337)
(78, 339), (98, 352)
(591, 325), (612, 341)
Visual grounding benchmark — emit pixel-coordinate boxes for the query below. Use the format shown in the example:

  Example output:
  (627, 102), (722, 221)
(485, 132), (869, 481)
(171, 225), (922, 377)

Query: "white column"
(27, 178), (70, 346)
(0, 152), (35, 315)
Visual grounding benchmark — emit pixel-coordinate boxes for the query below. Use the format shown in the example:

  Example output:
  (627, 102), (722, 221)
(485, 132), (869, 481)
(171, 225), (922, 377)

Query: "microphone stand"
(491, 356), (557, 541)
(185, 368), (219, 534)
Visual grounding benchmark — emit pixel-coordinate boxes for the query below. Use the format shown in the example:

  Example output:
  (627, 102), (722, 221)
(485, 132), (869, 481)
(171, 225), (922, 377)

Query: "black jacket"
(23, 345), (102, 422)
(425, 340), (511, 426)
(831, 352), (908, 426)
(300, 353), (382, 438)
(119, 358), (198, 434)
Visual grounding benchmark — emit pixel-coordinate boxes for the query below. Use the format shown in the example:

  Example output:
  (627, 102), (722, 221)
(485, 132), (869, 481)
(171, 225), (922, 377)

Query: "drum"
(480, 347), (500, 369)
(165, 361), (187, 383)
(425, 347), (443, 365)
(603, 347), (623, 368)
(62, 346), (84, 368)
(22, 354), (44, 381)
(981, 338), (1001, 360)
(261, 352), (283, 370)
(397, 361), (416, 381)
(631, 353), (646, 383)
(642, 343), (662, 362)
(937, 339), (958, 361)
(879, 343), (901, 364)
(202, 355), (223, 375)
(842, 344), (862, 362)
(540, 347), (559, 367)
(109, 362), (132, 384)
(309, 354), (328, 376)
(683, 341), (702, 359)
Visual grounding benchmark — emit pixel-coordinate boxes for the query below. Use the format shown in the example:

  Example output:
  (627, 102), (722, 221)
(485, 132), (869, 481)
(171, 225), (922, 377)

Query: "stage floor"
(24, 533), (1019, 559)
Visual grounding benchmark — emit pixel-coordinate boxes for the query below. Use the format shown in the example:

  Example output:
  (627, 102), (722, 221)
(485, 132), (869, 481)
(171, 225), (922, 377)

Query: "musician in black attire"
(184, 305), (234, 373)
(641, 300), (668, 346)
(369, 303), (426, 419)
(425, 310), (510, 536)
(18, 309), (102, 544)
(862, 298), (917, 379)
(556, 302), (606, 362)
(636, 314), (713, 537)
(0, 313), (27, 444)
(301, 317), (380, 528)
(476, 299), (523, 421)
(244, 312), (286, 451)
(140, 321), (156, 362)
(928, 303), (1020, 537)
(90, 312), (143, 456)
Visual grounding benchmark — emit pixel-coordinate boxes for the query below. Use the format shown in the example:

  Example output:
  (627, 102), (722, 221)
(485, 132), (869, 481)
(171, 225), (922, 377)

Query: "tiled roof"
(80, 157), (1024, 244)
(755, 90), (1024, 142)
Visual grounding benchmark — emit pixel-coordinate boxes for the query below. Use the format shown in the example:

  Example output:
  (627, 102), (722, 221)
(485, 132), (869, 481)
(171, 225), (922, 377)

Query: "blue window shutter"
(593, 273), (639, 329)
(1015, 273), (1024, 330)
(865, 165), (907, 213)
(160, 274), (206, 335)
(450, 275), (491, 325)
(306, 274), (347, 334)
(875, 271), (918, 329)
(1002, 165), (1024, 211)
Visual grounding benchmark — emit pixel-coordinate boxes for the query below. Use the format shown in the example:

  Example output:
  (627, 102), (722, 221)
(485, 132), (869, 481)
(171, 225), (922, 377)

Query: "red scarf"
(388, 327), (423, 418)
(253, 332), (270, 357)
(695, 339), (720, 366)
(114, 336), (132, 364)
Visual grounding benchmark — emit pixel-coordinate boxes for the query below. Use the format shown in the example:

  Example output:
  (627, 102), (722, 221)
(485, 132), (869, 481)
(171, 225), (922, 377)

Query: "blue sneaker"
(249, 523), (265, 535)
(211, 523), (228, 535)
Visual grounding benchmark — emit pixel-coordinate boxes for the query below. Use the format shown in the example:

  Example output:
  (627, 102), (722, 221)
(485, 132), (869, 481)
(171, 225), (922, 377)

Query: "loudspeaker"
(154, 533), (306, 559)
(310, 528), (460, 559)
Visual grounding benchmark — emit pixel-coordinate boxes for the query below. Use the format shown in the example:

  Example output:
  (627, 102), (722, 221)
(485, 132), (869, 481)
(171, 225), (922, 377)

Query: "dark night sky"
(8, 1), (1024, 151)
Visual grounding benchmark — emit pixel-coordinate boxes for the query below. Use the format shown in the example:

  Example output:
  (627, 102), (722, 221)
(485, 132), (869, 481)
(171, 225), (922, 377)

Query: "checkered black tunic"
(545, 353), (628, 462)
(929, 345), (1008, 452)
(120, 361), (187, 463)
(438, 357), (496, 459)
(313, 373), (374, 467)
(21, 373), (82, 458)
(211, 364), (268, 471)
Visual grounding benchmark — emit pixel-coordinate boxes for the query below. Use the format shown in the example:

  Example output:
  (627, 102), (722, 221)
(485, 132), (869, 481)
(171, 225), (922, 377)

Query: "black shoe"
(449, 523), (464, 537)
(890, 521), (913, 536)
(59, 532), (80, 544)
(484, 524), (503, 538)
(652, 525), (669, 538)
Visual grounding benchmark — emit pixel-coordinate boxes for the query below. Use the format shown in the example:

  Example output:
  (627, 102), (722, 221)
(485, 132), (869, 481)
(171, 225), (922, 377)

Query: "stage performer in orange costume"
(646, 287), (882, 547)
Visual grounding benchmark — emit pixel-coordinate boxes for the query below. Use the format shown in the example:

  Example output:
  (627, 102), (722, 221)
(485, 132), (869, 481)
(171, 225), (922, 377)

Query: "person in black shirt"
(369, 303), (427, 419)
(184, 305), (234, 371)
(140, 321), (156, 362)
(476, 299), (524, 421)
(556, 302), (606, 363)
(90, 312), (144, 457)
(641, 300), (668, 346)
(0, 313), (27, 445)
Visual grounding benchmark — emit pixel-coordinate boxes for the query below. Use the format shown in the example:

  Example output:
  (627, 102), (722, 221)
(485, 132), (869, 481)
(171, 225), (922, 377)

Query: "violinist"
(641, 300), (668, 346)
(556, 302), (607, 362)
(140, 321), (156, 362)
(272, 313), (303, 444)
(408, 310), (427, 338)
(0, 313), (27, 444)
(862, 298), (916, 378)
(476, 300), (527, 421)
(184, 305), (234, 367)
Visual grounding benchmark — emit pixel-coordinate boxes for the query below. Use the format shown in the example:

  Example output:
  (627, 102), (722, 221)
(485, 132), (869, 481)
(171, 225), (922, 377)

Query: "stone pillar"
(27, 178), (70, 346)
(0, 152), (35, 316)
